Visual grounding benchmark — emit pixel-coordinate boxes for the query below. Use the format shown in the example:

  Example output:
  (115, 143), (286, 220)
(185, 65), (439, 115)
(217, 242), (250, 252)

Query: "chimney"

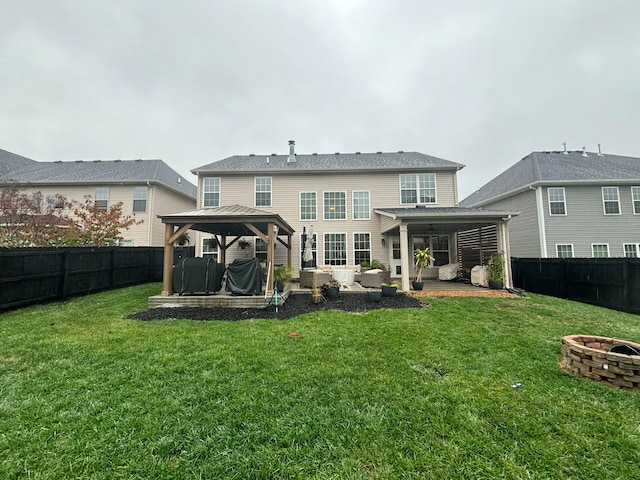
(597, 144), (604, 156)
(582, 147), (588, 157)
(288, 140), (296, 163)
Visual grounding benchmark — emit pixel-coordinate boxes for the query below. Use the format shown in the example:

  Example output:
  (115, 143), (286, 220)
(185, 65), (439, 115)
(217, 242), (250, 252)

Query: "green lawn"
(1, 284), (639, 479)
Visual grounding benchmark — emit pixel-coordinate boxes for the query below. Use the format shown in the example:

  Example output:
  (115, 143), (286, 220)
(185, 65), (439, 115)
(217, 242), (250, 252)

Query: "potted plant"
(487, 253), (505, 290)
(273, 266), (293, 293)
(321, 279), (341, 299)
(413, 247), (435, 290)
(381, 282), (399, 297)
(238, 239), (251, 250)
(367, 290), (382, 302)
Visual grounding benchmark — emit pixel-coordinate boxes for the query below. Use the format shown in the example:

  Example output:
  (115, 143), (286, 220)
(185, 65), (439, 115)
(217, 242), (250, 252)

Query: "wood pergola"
(157, 204), (295, 296)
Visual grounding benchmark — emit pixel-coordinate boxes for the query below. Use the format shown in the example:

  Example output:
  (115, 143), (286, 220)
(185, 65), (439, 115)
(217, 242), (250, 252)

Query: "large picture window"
(632, 187), (640, 214)
(324, 233), (347, 265)
(400, 173), (436, 204)
(323, 192), (346, 220)
(203, 178), (220, 207)
(94, 187), (109, 212)
(255, 177), (272, 207)
(353, 233), (371, 265)
(602, 187), (620, 215)
(300, 192), (317, 220)
(548, 187), (566, 215)
(352, 191), (370, 220)
(133, 186), (148, 212)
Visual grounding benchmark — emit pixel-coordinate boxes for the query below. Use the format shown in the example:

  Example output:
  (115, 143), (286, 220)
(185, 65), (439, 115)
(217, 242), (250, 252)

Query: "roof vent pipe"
(562, 142), (568, 154)
(582, 147), (588, 157)
(288, 140), (296, 163)
(597, 144), (604, 156)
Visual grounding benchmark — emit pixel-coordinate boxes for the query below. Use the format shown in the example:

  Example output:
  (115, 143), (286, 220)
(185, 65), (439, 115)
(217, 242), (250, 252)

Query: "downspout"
(147, 181), (154, 246)
(533, 185), (547, 258)
(502, 215), (513, 289)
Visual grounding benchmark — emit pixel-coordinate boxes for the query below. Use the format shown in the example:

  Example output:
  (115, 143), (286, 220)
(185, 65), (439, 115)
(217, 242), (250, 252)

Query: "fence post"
(61, 249), (71, 301)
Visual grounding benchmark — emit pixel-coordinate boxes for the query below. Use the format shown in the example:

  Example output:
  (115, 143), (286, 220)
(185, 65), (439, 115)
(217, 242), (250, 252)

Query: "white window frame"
(352, 190), (370, 220)
(556, 244), (574, 258)
(632, 186), (640, 215)
(400, 173), (437, 205)
(623, 243), (639, 258)
(323, 232), (347, 265)
(203, 177), (221, 208)
(323, 191), (347, 220)
(94, 187), (109, 212)
(602, 186), (621, 215)
(255, 237), (268, 262)
(547, 187), (566, 216)
(254, 177), (272, 207)
(353, 232), (371, 265)
(591, 243), (610, 258)
(299, 191), (317, 221)
(133, 186), (148, 213)
(201, 237), (219, 261)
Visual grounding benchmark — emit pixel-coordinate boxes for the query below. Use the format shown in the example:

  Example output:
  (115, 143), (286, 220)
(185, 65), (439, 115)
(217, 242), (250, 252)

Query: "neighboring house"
(180, 141), (517, 291)
(460, 148), (640, 259)
(0, 148), (197, 246)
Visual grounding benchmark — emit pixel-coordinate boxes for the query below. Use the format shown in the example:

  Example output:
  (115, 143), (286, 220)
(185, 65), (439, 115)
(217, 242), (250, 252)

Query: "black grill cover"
(225, 258), (263, 295)
(173, 257), (225, 295)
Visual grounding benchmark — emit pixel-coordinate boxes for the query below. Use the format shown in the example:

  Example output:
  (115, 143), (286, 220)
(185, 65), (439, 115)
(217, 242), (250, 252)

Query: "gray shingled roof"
(460, 150), (640, 207)
(192, 151), (464, 174)
(0, 153), (196, 199)
(0, 149), (38, 178)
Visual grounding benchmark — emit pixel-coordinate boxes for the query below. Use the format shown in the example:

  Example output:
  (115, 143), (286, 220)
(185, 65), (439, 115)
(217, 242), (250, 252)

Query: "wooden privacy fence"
(0, 247), (192, 311)
(512, 257), (640, 315)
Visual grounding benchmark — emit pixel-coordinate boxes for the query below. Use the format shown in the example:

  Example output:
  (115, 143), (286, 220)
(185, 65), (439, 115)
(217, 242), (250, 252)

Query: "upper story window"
(602, 187), (620, 215)
(352, 191), (370, 220)
(133, 186), (148, 212)
(255, 177), (272, 207)
(400, 173), (436, 204)
(300, 192), (317, 221)
(624, 243), (639, 258)
(323, 191), (346, 220)
(547, 187), (566, 215)
(592, 244), (610, 258)
(94, 187), (109, 212)
(556, 244), (574, 258)
(632, 186), (640, 214)
(203, 178), (220, 208)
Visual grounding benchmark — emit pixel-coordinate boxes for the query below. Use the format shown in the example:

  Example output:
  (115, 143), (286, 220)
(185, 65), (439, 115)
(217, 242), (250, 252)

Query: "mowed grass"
(1, 284), (640, 479)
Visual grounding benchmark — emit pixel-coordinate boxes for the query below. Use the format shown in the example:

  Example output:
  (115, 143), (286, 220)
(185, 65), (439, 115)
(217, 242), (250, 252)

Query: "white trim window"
(323, 191), (347, 220)
(203, 178), (220, 208)
(547, 187), (566, 215)
(623, 243), (639, 258)
(301, 232), (317, 266)
(299, 192), (317, 221)
(400, 173), (436, 204)
(591, 243), (610, 258)
(352, 190), (370, 220)
(632, 186), (640, 215)
(133, 186), (148, 212)
(602, 187), (620, 215)
(353, 232), (371, 265)
(202, 238), (219, 261)
(94, 187), (109, 212)
(323, 233), (347, 265)
(556, 244), (574, 258)
(255, 238), (268, 262)
(255, 177), (272, 207)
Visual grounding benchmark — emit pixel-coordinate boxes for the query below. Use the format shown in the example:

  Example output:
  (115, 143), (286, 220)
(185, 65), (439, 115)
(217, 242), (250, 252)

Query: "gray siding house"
(177, 141), (518, 292)
(460, 149), (640, 258)
(0, 148), (197, 246)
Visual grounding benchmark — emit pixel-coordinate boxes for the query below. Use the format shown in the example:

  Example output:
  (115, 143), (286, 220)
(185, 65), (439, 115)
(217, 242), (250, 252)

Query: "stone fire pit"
(561, 335), (640, 391)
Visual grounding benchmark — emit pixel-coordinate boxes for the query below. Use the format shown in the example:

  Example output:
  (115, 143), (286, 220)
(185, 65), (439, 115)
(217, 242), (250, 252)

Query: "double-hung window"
(94, 187), (109, 212)
(352, 191), (370, 220)
(632, 187), (640, 214)
(300, 192), (317, 220)
(324, 233), (347, 265)
(400, 173), (436, 204)
(353, 233), (371, 265)
(556, 244), (574, 258)
(602, 187), (620, 215)
(548, 187), (566, 215)
(202, 238), (218, 261)
(133, 186), (148, 212)
(592, 244), (610, 258)
(255, 177), (272, 207)
(323, 192), (346, 220)
(624, 243), (639, 258)
(203, 178), (220, 207)
(255, 238), (268, 262)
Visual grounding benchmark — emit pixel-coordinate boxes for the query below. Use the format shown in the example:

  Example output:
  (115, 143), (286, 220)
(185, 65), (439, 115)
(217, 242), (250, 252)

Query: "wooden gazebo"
(157, 205), (295, 296)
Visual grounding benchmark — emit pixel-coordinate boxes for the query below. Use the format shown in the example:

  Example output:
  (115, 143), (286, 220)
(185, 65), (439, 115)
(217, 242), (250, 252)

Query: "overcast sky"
(2, 0), (639, 198)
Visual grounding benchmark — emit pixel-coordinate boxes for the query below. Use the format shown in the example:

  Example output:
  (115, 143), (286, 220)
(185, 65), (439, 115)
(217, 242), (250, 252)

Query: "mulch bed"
(127, 293), (427, 322)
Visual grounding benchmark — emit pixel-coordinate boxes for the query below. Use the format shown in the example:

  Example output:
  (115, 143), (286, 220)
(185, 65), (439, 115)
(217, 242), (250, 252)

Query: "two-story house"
(0, 148), (197, 246)
(460, 148), (640, 258)
(159, 141), (518, 294)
